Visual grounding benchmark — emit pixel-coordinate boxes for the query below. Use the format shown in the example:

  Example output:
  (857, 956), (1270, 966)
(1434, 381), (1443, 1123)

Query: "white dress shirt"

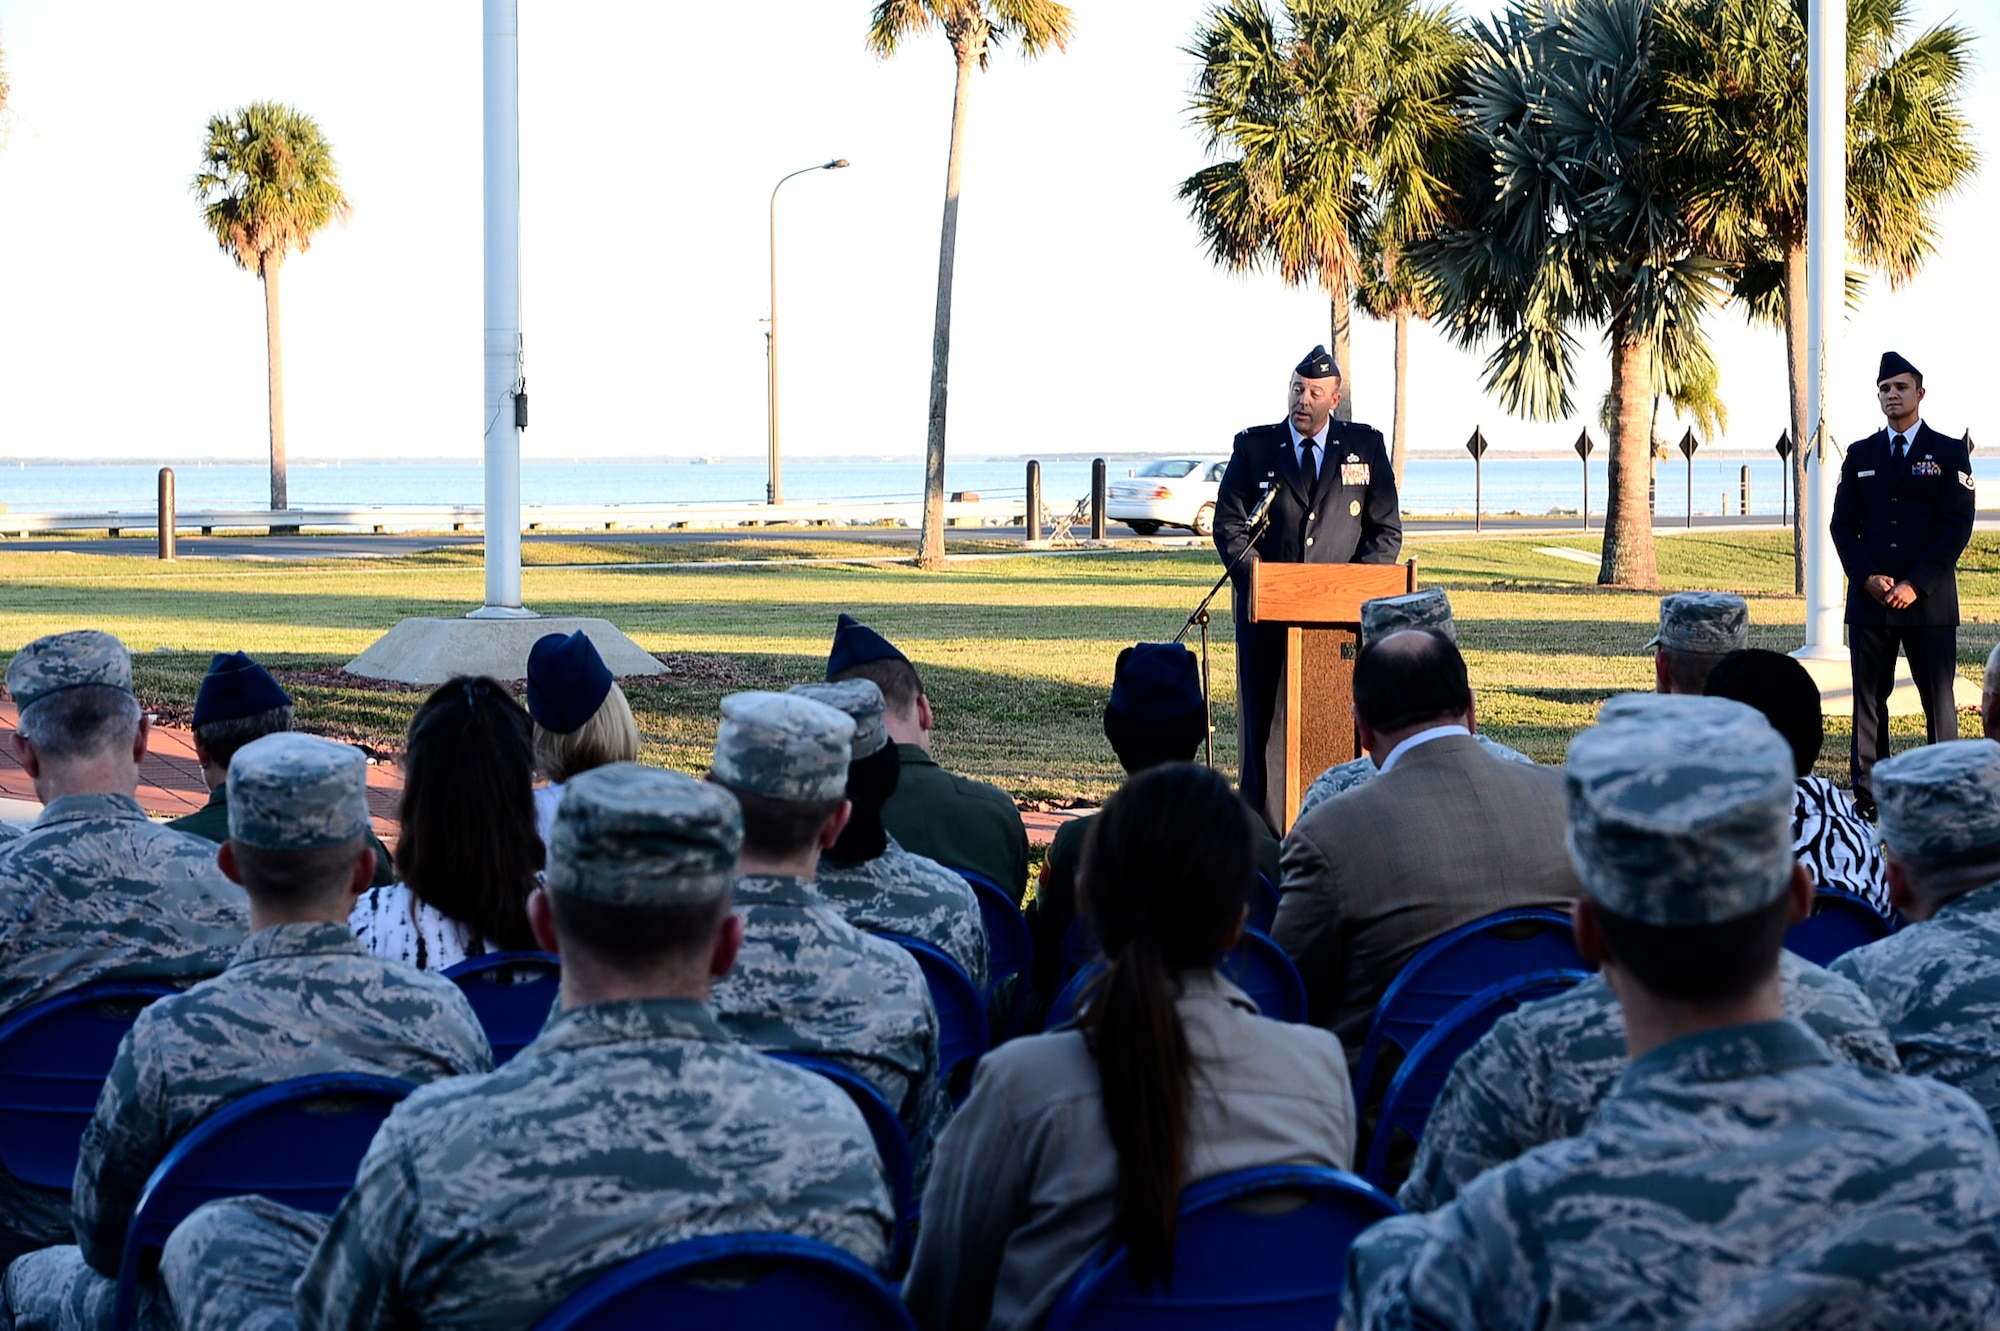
(1288, 420), (1331, 472)
(1378, 724), (1472, 775)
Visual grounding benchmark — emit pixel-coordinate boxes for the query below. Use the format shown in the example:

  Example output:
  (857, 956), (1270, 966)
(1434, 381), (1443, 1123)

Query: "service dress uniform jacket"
(881, 744), (1030, 901)
(1213, 421), (1401, 822)
(1345, 1020), (2000, 1330)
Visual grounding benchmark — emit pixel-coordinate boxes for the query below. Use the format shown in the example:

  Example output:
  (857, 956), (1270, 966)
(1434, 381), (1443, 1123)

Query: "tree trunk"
(261, 255), (287, 512)
(1599, 317), (1659, 588)
(1390, 309), (1409, 488)
(916, 43), (979, 571)
(1328, 277), (1354, 422)
(1782, 240), (1808, 594)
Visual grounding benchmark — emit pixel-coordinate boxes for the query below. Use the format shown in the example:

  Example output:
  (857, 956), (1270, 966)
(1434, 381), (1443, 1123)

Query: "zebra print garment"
(1795, 776), (1890, 914)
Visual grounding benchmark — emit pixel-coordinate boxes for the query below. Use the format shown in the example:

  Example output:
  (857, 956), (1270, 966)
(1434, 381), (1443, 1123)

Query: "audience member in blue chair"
(0, 631), (248, 1264)
(1295, 591), (1534, 816)
(1832, 740), (2000, 1126)
(1, 733), (490, 1331)
(1704, 648), (1889, 912)
(1345, 695), (2000, 1329)
(158, 765), (895, 1331)
(524, 631), (640, 852)
(1025, 642), (1284, 1021)
(1275, 629), (1580, 1064)
(903, 763), (1355, 1331)
(790, 678), (989, 991)
(706, 691), (950, 1182)
(349, 677), (545, 972)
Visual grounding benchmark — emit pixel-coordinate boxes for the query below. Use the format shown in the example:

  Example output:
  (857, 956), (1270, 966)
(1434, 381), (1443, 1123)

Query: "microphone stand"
(1176, 499), (1274, 769)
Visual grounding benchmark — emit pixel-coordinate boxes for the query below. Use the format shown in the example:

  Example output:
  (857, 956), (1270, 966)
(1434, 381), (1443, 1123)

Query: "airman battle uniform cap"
(7, 630), (133, 709)
(787, 679), (889, 761)
(1361, 589), (1456, 646)
(226, 732), (372, 850)
(1645, 592), (1750, 655)
(1874, 740), (2000, 860)
(712, 691), (855, 803)
(1565, 694), (1796, 927)
(546, 764), (743, 906)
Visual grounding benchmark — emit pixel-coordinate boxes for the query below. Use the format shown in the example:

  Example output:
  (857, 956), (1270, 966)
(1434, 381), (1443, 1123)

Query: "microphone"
(1246, 484), (1279, 529)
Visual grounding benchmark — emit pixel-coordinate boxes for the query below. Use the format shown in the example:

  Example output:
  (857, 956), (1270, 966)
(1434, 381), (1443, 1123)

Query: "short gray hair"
(16, 685), (142, 761)
(193, 705), (294, 767)
(1887, 842), (2000, 908)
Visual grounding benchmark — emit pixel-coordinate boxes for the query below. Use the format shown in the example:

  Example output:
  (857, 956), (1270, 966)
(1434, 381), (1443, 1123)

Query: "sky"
(0, 0), (1993, 465)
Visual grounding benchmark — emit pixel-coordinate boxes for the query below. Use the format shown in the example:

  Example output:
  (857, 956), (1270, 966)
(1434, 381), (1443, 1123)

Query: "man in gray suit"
(1273, 630), (1580, 1061)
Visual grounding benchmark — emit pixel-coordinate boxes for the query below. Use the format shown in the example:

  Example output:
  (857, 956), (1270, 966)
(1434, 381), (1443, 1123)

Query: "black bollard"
(1741, 465), (1751, 518)
(1025, 460), (1042, 544)
(157, 468), (176, 561)
(1090, 458), (1107, 540)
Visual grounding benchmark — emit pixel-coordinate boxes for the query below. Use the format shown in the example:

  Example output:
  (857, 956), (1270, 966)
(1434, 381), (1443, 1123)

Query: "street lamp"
(766, 158), (850, 508)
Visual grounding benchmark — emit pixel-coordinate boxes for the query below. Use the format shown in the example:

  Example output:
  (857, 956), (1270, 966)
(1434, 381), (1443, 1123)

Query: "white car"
(1106, 456), (1229, 536)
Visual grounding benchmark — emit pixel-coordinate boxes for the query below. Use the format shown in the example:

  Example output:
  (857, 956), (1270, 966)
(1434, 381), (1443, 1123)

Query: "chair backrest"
(1250, 873), (1280, 936)
(1361, 969), (1591, 1188)
(1042, 1165), (1400, 1330)
(767, 1052), (915, 1278)
(878, 933), (989, 1104)
(443, 951), (561, 1065)
(1047, 934), (1306, 1029)
(1784, 888), (1894, 967)
(112, 1073), (413, 1331)
(952, 866), (1034, 1035)
(0, 980), (179, 1190)
(1350, 908), (1585, 1110)
(534, 1231), (916, 1331)
(1218, 930), (1307, 1024)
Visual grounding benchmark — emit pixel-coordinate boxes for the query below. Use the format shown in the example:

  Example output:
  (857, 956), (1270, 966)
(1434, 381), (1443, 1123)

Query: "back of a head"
(396, 677), (544, 952)
(1565, 694), (1798, 1003)
(1352, 629), (1471, 733)
(788, 680), (897, 859)
(825, 613), (923, 718)
(1102, 643), (1207, 775)
(1703, 649), (1823, 779)
(710, 691), (855, 862)
(8, 630), (141, 766)
(527, 631), (639, 783)
(1650, 592), (1749, 696)
(191, 651), (295, 768)
(226, 732), (373, 910)
(545, 764), (744, 976)
(1078, 762), (1258, 1288)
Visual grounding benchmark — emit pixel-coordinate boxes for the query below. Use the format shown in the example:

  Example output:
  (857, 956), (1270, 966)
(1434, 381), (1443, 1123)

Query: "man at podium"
(1213, 345), (1403, 825)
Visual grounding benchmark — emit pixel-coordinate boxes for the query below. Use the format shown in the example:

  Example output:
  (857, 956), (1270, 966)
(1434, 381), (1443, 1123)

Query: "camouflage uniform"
(157, 763), (893, 1331)
(2, 733), (490, 1331)
(1346, 696), (2000, 1327)
(818, 834), (989, 991)
(1347, 1021), (2000, 1329)
(1832, 740), (2000, 1124)
(1399, 952), (1901, 1212)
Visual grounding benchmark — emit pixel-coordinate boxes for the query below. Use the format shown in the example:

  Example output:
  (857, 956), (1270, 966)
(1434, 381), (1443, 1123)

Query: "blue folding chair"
(1350, 908), (1585, 1110)
(0, 980), (178, 1191)
(534, 1231), (916, 1330)
(952, 866), (1034, 1037)
(1361, 969), (1592, 1188)
(1043, 1165), (1400, 1329)
(444, 951), (561, 1065)
(1048, 931), (1307, 1028)
(1250, 873), (1281, 935)
(111, 1072), (413, 1331)
(879, 933), (989, 1105)
(1785, 887), (1894, 966)
(768, 1052), (915, 1278)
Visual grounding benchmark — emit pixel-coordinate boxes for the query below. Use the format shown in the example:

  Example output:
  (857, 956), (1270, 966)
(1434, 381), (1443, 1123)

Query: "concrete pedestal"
(1790, 652), (1980, 718)
(344, 616), (666, 685)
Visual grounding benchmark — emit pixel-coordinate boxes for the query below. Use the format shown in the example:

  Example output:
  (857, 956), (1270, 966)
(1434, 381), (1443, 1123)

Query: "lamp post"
(766, 158), (850, 508)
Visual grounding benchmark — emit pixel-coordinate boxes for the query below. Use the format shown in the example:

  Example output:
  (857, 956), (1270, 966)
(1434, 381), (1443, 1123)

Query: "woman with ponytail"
(902, 763), (1355, 1330)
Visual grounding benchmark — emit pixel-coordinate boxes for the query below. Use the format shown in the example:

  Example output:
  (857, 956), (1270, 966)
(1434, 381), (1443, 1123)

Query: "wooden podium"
(1250, 559), (1417, 832)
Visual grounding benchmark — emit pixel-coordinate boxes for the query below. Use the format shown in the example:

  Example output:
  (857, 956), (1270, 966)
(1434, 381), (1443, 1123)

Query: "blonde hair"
(533, 681), (639, 782)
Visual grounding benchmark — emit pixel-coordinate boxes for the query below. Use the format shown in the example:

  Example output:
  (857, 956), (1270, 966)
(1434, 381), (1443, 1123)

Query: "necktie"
(1300, 437), (1320, 493)
(1892, 433), (1907, 469)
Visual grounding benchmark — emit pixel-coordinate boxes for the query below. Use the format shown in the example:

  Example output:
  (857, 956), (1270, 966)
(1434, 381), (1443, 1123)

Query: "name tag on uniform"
(1858, 470), (1876, 478)
(1912, 459), (1942, 477)
(1340, 462), (1370, 487)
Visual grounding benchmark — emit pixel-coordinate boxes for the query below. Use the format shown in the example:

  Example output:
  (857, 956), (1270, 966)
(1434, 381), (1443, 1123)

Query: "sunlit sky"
(0, 0), (1992, 464)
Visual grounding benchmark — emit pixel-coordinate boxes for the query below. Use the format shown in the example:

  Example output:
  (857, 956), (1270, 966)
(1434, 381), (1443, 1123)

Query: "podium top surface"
(1248, 561), (1416, 625)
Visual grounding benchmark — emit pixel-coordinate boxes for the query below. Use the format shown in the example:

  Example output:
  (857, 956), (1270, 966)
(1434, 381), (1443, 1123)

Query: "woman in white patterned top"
(351, 676), (546, 970)
(1706, 650), (1890, 914)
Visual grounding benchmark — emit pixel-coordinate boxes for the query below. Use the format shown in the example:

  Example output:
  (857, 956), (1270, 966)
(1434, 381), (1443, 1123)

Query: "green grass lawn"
(2, 531), (1992, 801)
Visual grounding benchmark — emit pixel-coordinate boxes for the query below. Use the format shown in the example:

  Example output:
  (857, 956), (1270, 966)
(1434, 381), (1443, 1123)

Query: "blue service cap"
(192, 652), (293, 729)
(1878, 350), (1921, 384)
(826, 613), (909, 680)
(526, 631), (614, 735)
(1108, 643), (1204, 723)
(1295, 345), (1338, 380)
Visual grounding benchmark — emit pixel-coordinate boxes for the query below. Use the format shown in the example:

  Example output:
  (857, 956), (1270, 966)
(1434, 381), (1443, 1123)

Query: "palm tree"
(191, 103), (351, 513)
(1657, 0), (1975, 592)
(1181, 0), (1465, 435)
(867, 0), (1075, 571)
(1411, 0), (1727, 588)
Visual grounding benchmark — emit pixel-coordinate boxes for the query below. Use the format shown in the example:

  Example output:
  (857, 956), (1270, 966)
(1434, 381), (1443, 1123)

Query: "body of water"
(0, 456), (1801, 520)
